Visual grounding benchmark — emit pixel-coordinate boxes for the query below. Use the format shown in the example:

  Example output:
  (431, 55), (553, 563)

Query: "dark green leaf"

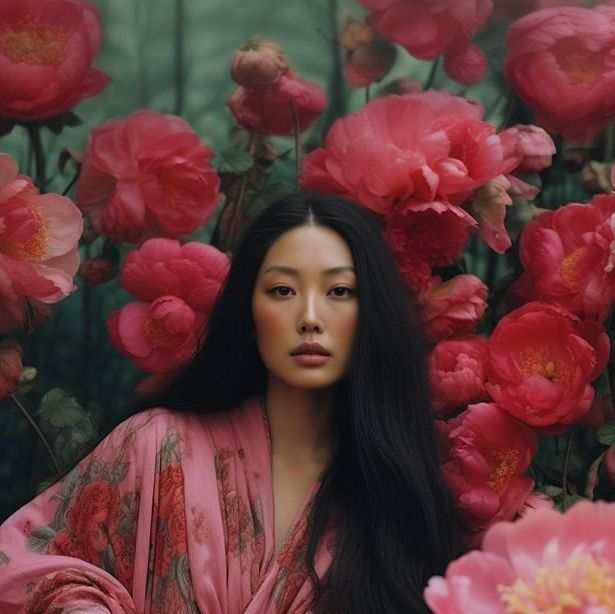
(597, 421), (615, 446)
(556, 494), (585, 513)
(212, 150), (254, 174)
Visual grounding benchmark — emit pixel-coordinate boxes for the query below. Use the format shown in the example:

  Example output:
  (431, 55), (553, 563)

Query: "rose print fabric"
(0, 397), (333, 613)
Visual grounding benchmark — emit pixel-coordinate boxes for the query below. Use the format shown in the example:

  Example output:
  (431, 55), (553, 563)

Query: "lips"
(290, 342), (331, 356)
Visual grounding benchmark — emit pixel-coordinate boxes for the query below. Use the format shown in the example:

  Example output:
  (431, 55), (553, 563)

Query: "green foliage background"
(0, 0), (594, 520)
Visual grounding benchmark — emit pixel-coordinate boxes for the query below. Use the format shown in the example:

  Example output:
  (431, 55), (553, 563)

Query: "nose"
(296, 294), (323, 334)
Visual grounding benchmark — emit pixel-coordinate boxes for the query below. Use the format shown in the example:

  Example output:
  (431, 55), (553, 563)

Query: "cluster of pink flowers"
(108, 238), (229, 375)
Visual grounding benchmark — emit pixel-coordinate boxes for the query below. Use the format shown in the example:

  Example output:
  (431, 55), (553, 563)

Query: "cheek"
(253, 302), (287, 339)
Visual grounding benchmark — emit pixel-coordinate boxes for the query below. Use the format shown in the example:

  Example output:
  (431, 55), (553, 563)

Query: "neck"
(264, 378), (337, 467)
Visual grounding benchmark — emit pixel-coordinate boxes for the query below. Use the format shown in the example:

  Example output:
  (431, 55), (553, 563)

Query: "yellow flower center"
(552, 38), (606, 86)
(499, 554), (615, 613)
(0, 20), (67, 66)
(559, 247), (587, 288)
(486, 448), (520, 494)
(143, 316), (179, 349)
(519, 347), (565, 381)
(0, 202), (49, 263)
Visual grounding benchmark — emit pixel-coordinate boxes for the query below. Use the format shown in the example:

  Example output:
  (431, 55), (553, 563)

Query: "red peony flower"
(228, 71), (327, 136)
(504, 5), (615, 141)
(485, 302), (605, 432)
(418, 274), (488, 342)
(515, 196), (615, 322)
(107, 296), (202, 373)
(0, 154), (83, 332)
(359, 0), (493, 85)
(120, 238), (229, 314)
(0, 0), (110, 122)
(77, 110), (220, 244)
(439, 402), (537, 540)
(429, 336), (489, 415)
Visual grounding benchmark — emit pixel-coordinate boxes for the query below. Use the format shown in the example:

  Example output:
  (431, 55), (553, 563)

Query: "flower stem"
(173, 0), (185, 116)
(562, 428), (575, 495)
(289, 98), (301, 189)
(10, 393), (61, 475)
(423, 58), (439, 90)
(26, 124), (47, 192)
(365, 85), (371, 104)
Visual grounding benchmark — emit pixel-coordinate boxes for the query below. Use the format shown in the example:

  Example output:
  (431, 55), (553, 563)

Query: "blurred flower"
(418, 275), (488, 342)
(439, 402), (537, 540)
(429, 335), (489, 414)
(504, 5), (615, 141)
(120, 238), (229, 313)
(0, 0), (110, 122)
(78, 258), (118, 285)
(485, 302), (601, 432)
(0, 339), (23, 399)
(0, 154), (82, 333)
(359, 0), (493, 85)
(425, 501), (615, 613)
(514, 196), (615, 322)
(107, 296), (202, 373)
(338, 14), (397, 88)
(77, 110), (220, 244)
(230, 38), (289, 91)
(380, 77), (423, 95)
(228, 71), (328, 136)
(499, 124), (556, 173)
(516, 491), (555, 518)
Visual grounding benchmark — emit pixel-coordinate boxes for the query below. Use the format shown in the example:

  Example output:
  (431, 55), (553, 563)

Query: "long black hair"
(134, 191), (462, 612)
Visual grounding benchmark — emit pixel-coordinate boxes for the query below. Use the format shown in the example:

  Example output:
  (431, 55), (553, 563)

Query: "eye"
(268, 285), (295, 297)
(329, 286), (355, 298)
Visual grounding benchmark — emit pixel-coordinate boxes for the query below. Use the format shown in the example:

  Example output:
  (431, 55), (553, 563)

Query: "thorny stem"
(289, 98), (301, 188)
(10, 393), (61, 475)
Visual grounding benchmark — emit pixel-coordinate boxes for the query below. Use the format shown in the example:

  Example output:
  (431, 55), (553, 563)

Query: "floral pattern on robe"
(0, 397), (334, 613)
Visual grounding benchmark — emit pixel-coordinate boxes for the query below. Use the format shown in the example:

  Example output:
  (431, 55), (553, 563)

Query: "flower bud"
(78, 258), (118, 285)
(230, 39), (289, 91)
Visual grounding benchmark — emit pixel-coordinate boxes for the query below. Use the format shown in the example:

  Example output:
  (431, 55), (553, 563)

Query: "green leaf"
(597, 421), (615, 446)
(212, 150), (254, 174)
(38, 389), (85, 429)
(556, 494), (585, 513)
(543, 485), (563, 498)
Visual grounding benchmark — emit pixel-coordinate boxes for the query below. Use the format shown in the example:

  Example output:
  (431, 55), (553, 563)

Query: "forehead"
(259, 225), (355, 273)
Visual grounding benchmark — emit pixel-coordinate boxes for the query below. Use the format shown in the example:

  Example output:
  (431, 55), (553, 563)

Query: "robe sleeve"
(0, 409), (161, 614)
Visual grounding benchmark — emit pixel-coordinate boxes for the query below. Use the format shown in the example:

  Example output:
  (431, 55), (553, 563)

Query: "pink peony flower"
(516, 490), (555, 518)
(227, 71), (327, 136)
(439, 402), (538, 539)
(499, 124), (556, 173)
(504, 5), (615, 141)
(359, 0), (493, 85)
(425, 500), (615, 613)
(485, 302), (605, 432)
(77, 110), (220, 244)
(230, 39), (289, 91)
(0, 0), (110, 122)
(516, 196), (615, 322)
(418, 274), (488, 342)
(0, 154), (83, 332)
(107, 296), (202, 373)
(429, 335), (489, 414)
(120, 238), (229, 313)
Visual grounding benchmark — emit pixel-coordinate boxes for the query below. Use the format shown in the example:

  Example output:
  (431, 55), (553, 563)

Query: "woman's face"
(251, 224), (359, 391)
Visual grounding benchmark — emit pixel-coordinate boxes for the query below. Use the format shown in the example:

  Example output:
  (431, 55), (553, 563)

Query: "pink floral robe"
(0, 397), (334, 613)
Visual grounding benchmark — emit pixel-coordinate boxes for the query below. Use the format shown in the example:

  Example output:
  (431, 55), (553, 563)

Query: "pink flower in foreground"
(77, 110), (220, 244)
(439, 402), (537, 539)
(107, 296), (202, 373)
(359, 0), (493, 85)
(429, 336), (488, 414)
(516, 196), (615, 322)
(0, 154), (83, 332)
(418, 275), (488, 342)
(504, 6), (615, 141)
(0, 0), (110, 122)
(425, 500), (615, 613)
(228, 71), (327, 136)
(120, 238), (229, 313)
(486, 302), (605, 432)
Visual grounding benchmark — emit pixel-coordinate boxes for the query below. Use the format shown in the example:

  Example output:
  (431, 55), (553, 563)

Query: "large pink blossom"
(107, 296), (202, 373)
(515, 196), (615, 322)
(0, 0), (109, 122)
(425, 500), (615, 613)
(359, 0), (493, 85)
(485, 302), (607, 432)
(120, 238), (229, 313)
(77, 110), (220, 244)
(418, 274), (488, 342)
(0, 154), (83, 332)
(439, 402), (537, 540)
(504, 5), (615, 141)
(429, 336), (488, 414)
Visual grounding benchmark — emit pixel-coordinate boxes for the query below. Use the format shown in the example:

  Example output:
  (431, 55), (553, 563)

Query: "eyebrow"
(263, 265), (356, 276)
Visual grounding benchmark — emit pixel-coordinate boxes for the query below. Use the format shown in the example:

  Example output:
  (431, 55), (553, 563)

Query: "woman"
(0, 192), (461, 613)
